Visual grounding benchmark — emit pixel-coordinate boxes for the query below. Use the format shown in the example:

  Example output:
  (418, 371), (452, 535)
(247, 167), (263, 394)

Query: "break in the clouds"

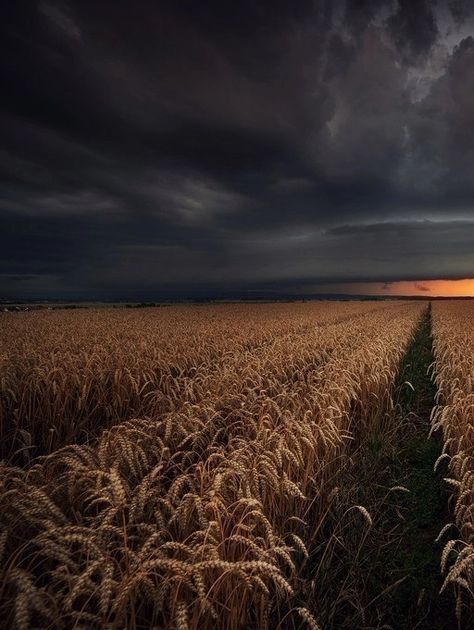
(1, 0), (473, 298)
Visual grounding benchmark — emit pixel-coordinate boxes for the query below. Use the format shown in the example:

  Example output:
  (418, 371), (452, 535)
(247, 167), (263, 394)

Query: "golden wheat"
(431, 301), (474, 623)
(1, 302), (397, 461)
(0, 301), (424, 628)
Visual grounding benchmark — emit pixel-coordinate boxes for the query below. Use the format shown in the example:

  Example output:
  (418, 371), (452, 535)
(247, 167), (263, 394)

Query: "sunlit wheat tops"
(431, 301), (474, 621)
(0, 301), (389, 463)
(0, 302), (424, 628)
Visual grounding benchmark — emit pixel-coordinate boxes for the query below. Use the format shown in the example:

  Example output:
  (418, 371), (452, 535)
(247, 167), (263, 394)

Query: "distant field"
(0, 301), (473, 628)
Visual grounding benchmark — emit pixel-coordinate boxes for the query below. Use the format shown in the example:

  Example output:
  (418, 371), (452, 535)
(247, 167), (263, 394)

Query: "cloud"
(387, 0), (438, 62)
(39, 2), (82, 41)
(449, 0), (474, 24)
(414, 282), (430, 291)
(1, 0), (474, 298)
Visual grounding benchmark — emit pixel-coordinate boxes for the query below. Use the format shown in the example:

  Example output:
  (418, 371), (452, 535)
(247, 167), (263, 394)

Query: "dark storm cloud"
(387, 0), (438, 61)
(415, 282), (430, 291)
(1, 0), (473, 298)
(449, 0), (474, 24)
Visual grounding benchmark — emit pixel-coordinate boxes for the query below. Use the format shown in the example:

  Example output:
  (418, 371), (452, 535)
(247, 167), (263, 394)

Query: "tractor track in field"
(305, 304), (459, 629)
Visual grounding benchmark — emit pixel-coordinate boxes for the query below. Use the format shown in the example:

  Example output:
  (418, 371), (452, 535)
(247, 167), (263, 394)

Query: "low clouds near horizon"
(1, 0), (474, 298)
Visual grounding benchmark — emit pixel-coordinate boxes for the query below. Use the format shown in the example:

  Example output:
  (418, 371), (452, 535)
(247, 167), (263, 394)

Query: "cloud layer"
(1, 0), (473, 298)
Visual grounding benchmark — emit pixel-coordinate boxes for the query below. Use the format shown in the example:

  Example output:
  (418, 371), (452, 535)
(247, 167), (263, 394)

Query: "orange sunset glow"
(312, 279), (474, 297)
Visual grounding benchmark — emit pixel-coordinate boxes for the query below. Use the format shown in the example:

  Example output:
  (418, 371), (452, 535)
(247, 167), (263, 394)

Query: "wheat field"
(431, 302), (474, 620)
(0, 300), (473, 628)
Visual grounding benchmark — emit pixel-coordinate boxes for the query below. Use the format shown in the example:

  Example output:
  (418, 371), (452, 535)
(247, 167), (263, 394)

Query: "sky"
(1, 0), (474, 299)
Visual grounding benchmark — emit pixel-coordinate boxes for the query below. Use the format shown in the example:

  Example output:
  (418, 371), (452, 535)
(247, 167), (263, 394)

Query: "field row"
(431, 301), (474, 621)
(0, 302), (423, 628)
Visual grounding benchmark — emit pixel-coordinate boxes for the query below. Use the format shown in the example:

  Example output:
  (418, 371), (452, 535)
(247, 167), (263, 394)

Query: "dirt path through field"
(363, 303), (456, 629)
(305, 304), (458, 629)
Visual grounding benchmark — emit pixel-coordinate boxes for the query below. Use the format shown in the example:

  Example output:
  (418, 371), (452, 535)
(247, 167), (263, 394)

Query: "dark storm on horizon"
(1, 0), (474, 300)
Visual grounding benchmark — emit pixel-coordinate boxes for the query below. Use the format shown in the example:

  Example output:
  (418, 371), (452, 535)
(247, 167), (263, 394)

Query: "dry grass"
(0, 301), (424, 628)
(431, 301), (474, 624)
